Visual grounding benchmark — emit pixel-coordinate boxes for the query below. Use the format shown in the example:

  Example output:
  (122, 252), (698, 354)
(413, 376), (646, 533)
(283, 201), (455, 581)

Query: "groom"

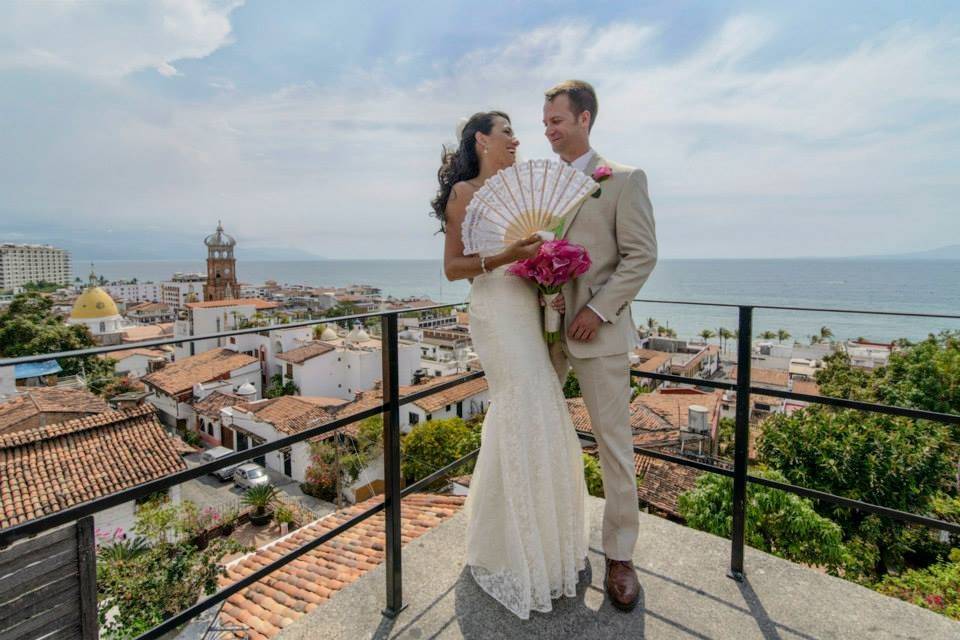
(543, 80), (657, 612)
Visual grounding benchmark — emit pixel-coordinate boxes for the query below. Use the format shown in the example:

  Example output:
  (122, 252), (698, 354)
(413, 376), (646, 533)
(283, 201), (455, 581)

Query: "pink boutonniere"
(591, 165), (612, 197)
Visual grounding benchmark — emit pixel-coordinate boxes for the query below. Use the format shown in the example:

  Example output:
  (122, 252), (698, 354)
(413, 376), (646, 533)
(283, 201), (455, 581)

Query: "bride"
(430, 111), (589, 619)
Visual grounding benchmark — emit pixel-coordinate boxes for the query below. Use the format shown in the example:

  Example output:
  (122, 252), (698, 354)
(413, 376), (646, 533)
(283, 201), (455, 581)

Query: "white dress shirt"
(563, 148), (607, 323)
(569, 148), (596, 173)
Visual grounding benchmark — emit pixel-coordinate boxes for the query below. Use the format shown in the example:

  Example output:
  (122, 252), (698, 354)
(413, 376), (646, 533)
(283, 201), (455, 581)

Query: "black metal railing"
(1, 300), (959, 638)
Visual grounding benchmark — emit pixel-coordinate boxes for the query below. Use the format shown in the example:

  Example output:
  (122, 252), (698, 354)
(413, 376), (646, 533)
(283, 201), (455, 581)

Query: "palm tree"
(646, 317), (658, 330)
(698, 329), (716, 344)
(718, 327), (734, 352)
(243, 484), (280, 525)
(809, 334), (822, 345)
(776, 329), (791, 344)
(819, 326), (834, 341)
(759, 331), (777, 341)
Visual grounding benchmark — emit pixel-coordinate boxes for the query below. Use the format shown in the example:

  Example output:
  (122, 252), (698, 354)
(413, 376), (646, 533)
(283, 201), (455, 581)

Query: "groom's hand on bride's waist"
(568, 306), (603, 342)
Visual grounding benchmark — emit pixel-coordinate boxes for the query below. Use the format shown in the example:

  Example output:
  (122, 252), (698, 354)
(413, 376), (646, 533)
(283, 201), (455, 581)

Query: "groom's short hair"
(545, 80), (598, 131)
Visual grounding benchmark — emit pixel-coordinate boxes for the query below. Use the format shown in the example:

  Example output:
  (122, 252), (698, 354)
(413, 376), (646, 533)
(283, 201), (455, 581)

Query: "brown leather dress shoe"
(605, 558), (640, 612)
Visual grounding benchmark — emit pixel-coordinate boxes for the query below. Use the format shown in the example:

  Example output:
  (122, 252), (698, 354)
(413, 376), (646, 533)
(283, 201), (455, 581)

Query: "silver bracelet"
(480, 256), (488, 273)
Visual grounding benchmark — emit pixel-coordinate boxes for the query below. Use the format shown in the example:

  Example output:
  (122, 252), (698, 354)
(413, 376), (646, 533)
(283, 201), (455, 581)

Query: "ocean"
(91, 259), (960, 344)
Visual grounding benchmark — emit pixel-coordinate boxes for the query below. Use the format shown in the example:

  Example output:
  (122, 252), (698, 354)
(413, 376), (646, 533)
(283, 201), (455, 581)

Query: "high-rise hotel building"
(0, 243), (71, 290)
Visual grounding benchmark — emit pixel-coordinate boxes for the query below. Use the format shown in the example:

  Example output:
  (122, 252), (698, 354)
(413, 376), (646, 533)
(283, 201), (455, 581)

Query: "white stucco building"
(142, 347), (261, 430)
(276, 325), (420, 400)
(103, 281), (163, 304)
(173, 298), (280, 360)
(161, 272), (207, 311)
(0, 243), (71, 290)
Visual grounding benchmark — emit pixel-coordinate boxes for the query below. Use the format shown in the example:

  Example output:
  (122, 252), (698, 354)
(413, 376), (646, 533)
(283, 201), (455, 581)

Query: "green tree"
(100, 376), (145, 400)
(22, 280), (60, 293)
(97, 498), (244, 639)
(820, 326), (834, 341)
(302, 440), (339, 501)
(875, 549), (960, 620)
(718, 327), (735, 352)
(814, 351), (873, 401)
(678, 469), (847, 572)
(0, 292), (118, 387)
(265, 373), (299, 398)
(354, 414), (384, 454)
(583, 453), (604, 498)
(871, 332), (960, 441)
(777, 329), (791, 344)
(698, 329), (716, 343)
(758, 330), (777, 341)
(758, 406), (953, 577)
(401, 417), (477, 484)
(715, 417), (736, 458)
(563, 370), (581, 399)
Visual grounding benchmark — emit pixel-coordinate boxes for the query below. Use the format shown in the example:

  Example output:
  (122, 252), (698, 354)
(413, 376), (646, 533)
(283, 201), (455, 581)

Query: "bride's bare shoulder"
(446, 181), (477, 219)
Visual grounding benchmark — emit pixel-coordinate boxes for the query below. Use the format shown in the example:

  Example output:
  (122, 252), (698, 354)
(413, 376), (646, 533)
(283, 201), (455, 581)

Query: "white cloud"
(0, 0), (242, 78)
(2, 14), (959, 259)
(156, 62), (181, 77)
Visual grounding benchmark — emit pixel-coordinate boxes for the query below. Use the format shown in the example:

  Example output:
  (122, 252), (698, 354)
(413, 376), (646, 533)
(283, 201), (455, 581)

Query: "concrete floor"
(277, 496), (960, 640)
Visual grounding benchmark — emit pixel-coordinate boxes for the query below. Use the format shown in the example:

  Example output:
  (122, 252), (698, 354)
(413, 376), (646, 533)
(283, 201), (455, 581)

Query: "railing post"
(380, 312), (406, 617)
(728, 305), (752, 582)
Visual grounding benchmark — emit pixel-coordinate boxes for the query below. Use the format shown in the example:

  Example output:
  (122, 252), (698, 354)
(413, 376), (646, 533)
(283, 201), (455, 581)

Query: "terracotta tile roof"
(187, 298), (279, 310)
(234, 396), (336, 436)
(99, 347), (169, 361)
(728, 366), (790, 389)
(337, 374), (480, 422)
(297, 397), (351, 409)
(633, 428), (683, 448)
(412, 376), (488, 414)
(218, 493), (466, 640)
(632, 349), (672, 374)
(633, 390), (723, 431)
(567, 399), (593, 433)
(127, 302), (171, 314)
(122, 323), (174, 343)
(635, 453), (703, 518)
(567, 397), (674, 436)
(142, 348), (258, 397)
(0, 387), (110, 435)
(194, 391), (244, 419)
(0, 405), (187, 528)
(275, 341), (336, 364)
(449, 474), (472, 487)
(792, 380), (821, 397)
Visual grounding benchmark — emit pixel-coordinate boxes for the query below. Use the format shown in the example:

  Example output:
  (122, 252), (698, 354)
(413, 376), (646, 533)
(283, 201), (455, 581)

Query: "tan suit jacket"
(560, 152), (658, 358)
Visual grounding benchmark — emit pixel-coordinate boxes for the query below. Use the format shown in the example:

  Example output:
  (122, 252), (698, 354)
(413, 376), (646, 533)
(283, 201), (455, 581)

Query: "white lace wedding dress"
(464, 262), (589, 619)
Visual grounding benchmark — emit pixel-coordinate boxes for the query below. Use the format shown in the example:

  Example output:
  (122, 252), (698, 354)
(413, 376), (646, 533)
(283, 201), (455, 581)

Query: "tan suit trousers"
(551, 342), (638, 561)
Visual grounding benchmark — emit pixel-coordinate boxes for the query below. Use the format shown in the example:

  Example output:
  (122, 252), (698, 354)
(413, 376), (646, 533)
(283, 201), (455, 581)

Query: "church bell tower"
(203, 221), (238, 302)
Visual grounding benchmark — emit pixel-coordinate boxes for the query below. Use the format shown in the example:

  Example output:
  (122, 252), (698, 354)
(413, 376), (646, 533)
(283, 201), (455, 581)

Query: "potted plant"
(274, 504), (295, 535)
(219, 507), (240, 535)
(243, 484), (279, 526)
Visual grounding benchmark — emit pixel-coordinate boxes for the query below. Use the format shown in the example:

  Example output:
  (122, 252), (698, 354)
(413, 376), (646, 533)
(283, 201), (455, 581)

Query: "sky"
(1, 0), (958, 260)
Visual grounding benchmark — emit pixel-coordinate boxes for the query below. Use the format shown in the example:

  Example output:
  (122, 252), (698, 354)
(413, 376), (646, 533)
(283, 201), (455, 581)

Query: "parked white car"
(201, 446), (241, 481)
(233, 463), (270, 490)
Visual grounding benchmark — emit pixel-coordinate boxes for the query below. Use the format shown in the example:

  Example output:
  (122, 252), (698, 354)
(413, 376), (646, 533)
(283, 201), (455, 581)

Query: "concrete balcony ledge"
(277, 496), (960, 640)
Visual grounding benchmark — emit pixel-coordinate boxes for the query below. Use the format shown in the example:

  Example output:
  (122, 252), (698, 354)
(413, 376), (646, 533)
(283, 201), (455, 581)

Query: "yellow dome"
(70, 287), (119, 319)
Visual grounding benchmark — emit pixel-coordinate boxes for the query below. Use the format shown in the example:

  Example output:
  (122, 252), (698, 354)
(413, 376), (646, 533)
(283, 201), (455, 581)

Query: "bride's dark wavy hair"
(430, 110), (510, 232)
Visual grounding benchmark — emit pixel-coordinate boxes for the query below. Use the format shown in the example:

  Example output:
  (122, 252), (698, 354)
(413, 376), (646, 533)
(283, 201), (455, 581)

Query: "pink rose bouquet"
(508, 239), (592, 343)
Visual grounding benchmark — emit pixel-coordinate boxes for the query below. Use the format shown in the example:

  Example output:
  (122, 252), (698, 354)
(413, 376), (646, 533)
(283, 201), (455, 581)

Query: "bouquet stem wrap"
(542, 291), (562, 344)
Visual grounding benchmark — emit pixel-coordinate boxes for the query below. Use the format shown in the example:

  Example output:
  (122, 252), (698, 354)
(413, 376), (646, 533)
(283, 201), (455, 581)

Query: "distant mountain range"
(851, 245), (960, 261)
